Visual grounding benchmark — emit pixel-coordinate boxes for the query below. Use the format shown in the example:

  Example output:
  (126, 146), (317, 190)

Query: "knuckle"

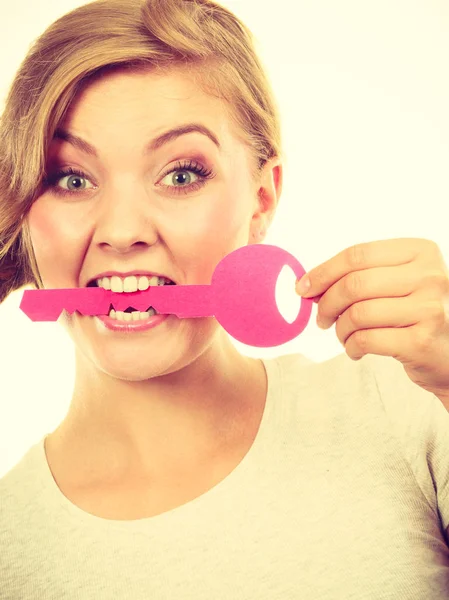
(418, 301), (444, 329)
(348, 244), (368, 269)
(354, 329), (369, 353)
(430, 301), (447, 327)
(416, 327), (433, 352)
(344, 272), (363, 300)
(349, 302), (367, 327)
(424, 302), (434, 321)
(425, 271), (447, 289)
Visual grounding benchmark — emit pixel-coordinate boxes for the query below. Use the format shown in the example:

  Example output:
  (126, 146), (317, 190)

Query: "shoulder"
(0, 438), (44, 521)
(266, 352), (425, 418)
(270, 350), (372, 387)
(271, 351), (429, 393)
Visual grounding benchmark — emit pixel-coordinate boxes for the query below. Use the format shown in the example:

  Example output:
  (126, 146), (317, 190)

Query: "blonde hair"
(0, 0), (283, 304)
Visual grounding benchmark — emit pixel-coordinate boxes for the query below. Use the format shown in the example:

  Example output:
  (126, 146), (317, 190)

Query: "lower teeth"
(108, 308), (157, 321)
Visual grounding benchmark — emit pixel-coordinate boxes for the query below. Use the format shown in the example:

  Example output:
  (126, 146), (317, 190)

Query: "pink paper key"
(19, 244), (312, 347)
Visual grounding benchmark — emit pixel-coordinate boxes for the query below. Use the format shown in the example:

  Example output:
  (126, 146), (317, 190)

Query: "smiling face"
(26, 67), (280, 382)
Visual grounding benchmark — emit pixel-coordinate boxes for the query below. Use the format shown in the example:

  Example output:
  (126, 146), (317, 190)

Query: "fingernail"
(296, 275), (311, 296)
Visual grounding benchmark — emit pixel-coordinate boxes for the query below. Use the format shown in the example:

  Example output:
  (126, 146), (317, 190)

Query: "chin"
(69, 315), (221, 380)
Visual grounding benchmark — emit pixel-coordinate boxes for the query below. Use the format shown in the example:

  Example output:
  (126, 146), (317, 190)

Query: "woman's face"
(26, 68), (278, 381)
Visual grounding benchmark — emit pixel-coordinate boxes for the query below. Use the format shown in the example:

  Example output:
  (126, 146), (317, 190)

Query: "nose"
(92, 181), (159, 253)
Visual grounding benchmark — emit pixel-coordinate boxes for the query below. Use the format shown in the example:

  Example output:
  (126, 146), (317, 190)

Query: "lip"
(93, 312), (171, 332)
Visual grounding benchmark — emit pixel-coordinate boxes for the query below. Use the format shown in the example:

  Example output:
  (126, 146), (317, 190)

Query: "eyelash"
(44, 159), (215, 198)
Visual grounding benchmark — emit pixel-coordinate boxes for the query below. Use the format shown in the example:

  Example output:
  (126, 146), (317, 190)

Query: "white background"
(1, 0), (448, 474)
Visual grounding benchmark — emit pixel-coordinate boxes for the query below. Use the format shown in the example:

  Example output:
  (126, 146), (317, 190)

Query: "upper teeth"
(96, 275), (172, 293)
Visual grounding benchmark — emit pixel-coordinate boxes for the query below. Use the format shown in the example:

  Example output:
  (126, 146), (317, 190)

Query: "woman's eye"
(160, 169), (199, 188)
(158, 160), (215, 194)
(60, 173), (93, 191)
(46, 168), (94, 195)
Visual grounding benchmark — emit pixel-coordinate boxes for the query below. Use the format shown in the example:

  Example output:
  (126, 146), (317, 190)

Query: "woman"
(1, 0), (449, 597)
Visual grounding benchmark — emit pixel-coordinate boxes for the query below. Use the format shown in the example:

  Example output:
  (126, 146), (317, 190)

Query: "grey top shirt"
(1, 352), (449, 599)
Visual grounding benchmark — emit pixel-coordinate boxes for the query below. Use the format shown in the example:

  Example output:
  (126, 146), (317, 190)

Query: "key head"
(211, 244), (312, 347)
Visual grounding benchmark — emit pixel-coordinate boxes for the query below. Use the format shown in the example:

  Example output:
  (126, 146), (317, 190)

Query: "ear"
(249, 156), (283, 244)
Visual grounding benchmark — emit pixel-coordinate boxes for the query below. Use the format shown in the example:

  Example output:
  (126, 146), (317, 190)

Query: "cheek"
(172, 191), (252, 283)
(179, 190), (251, 245)
(27, 199), (82, 287)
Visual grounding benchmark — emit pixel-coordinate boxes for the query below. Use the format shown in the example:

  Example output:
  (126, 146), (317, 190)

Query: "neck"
(49, 336), (266, 484)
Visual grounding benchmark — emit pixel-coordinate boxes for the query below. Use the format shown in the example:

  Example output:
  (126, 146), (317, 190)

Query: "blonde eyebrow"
(52, 123), (221, 156)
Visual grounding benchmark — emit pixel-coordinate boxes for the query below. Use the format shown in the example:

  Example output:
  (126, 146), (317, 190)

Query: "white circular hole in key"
(275, 265), (302, 324)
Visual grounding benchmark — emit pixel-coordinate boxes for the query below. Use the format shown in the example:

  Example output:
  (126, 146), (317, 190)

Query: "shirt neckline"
(36, 356), (281, 532)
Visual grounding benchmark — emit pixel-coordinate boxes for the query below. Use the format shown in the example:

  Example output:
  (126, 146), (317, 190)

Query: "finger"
(334, 296), (441, 346)
(317, 262), (422, 329)
(298, 238), (424, 299)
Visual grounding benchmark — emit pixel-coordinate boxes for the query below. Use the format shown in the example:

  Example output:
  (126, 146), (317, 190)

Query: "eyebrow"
(52, 123), (221, 157)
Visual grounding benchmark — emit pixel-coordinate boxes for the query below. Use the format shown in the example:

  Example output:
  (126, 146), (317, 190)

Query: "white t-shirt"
(1, 352), (449, 599)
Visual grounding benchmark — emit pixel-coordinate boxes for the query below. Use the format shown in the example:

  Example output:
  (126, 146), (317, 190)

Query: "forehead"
(59, 68), (241, 150)
(78, 68), (216, 109)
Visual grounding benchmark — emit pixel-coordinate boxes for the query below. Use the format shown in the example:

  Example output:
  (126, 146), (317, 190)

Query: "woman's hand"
(296, 238), (449, 402)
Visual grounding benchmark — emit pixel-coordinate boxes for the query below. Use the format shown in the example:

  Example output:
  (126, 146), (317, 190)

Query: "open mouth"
(86, 278), (176, 316)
